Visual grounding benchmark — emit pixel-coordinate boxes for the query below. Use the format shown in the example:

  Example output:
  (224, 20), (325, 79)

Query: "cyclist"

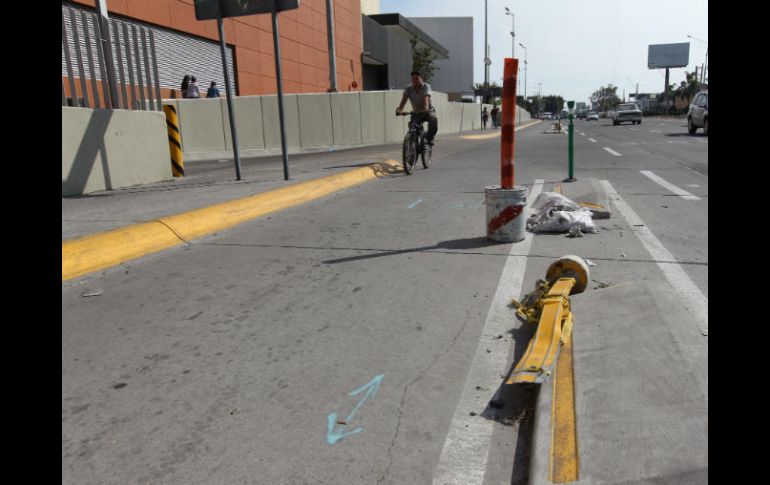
(395, 71), (438, 146)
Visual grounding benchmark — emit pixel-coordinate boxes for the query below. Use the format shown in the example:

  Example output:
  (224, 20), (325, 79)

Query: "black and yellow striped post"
(162, 104), (184, 177)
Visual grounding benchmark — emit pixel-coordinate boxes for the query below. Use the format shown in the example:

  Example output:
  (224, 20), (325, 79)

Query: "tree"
(675, 70), (700, 103)
(410, 36), (438, 83)
(591, 84), (621, 112)
(542, 95), (565, 114)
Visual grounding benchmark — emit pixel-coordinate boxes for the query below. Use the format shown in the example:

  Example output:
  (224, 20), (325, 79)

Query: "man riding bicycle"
(395, 71), (438, 146)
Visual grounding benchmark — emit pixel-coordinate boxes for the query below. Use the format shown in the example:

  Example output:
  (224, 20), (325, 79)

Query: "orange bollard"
(500, 58), (518, 189)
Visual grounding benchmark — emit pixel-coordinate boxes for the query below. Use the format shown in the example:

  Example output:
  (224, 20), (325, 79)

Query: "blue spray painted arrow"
(326, 374), (384, 445)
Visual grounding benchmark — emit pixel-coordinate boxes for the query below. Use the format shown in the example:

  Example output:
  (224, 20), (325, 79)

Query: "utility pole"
(325, 0), (338, 92)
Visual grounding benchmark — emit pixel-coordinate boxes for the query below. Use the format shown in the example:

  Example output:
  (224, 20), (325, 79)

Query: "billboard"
(648, 43), (690, 69)
(194, 0), (299, 20)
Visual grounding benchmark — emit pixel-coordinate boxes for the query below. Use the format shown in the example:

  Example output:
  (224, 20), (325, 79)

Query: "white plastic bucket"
(485, 185), (529, 242)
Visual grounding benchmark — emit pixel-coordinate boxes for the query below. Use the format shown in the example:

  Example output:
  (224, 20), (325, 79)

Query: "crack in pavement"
(376, 308), (474, 484)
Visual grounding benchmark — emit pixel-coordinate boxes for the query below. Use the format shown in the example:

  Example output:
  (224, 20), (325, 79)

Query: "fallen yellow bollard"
(507, 255), (589, 384)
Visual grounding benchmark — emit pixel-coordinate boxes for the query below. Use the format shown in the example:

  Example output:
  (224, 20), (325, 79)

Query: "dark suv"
(687, 91), (708, 135)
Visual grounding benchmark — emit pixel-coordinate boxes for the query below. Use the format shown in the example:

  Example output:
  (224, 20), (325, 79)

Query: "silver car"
(687, 91), (708, 136)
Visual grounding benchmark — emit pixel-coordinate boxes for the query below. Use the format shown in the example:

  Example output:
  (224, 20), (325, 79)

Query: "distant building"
(360, 0), (379, 15)
(362, 13), (449, 91)
(407, 17), (473, 100)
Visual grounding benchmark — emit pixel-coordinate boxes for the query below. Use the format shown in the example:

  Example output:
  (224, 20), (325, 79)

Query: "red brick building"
(63, 0), (363, 101)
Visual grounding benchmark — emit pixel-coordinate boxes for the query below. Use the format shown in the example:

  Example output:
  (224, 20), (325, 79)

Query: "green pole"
(566, 100), (576, 182)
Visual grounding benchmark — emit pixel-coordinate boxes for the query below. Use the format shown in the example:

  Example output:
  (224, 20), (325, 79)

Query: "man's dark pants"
(411, 111), (438, 143)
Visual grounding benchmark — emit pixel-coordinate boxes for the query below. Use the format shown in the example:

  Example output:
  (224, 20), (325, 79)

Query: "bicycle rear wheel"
(421, 135), (432, 169)
(402, 133), (417, 175)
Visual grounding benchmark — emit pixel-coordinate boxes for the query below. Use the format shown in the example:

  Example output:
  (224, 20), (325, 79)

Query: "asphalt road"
(62, 117), (708, 484)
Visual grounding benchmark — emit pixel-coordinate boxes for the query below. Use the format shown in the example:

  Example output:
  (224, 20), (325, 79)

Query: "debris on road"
(566, 227), (584, 238)
(527, 192), (598, 234)
(585, 259), (596, 267)
(80, 289), (104, 297)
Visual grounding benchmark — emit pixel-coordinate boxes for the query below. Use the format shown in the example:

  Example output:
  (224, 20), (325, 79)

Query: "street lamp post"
(687, 35), (708, 84)
(483, 0), (489, 103)
(505, 7), (515, 58)
(518, 42), (527, 124)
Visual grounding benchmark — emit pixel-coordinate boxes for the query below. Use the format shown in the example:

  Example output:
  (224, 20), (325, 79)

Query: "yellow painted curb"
(62, 160), (402, 281)
(460, 120), (542, 140)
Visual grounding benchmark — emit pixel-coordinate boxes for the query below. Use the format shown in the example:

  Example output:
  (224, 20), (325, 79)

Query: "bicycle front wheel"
(402, 133), (417, 175)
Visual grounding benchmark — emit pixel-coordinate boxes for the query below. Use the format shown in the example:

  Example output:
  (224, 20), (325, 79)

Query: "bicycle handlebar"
(396, 111), (415, 116)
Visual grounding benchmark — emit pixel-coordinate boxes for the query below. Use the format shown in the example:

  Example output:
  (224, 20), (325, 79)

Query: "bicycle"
(397, 112), (433, 175)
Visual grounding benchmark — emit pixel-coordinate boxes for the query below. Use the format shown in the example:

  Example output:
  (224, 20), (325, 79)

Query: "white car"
(612, 103), (642, 125)
(586, 110), (599, 121)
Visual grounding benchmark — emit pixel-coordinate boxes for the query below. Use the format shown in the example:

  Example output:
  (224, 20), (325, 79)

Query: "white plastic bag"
(530, 192), (582, 212)
(527, 192), (598, 234)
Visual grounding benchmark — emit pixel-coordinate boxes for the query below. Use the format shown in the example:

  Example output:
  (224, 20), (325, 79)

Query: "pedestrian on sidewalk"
(206, 81), (220, 98)
(180, 75), (191, 99)
(491, 105), (499, 129)
(482, 107), (489, 130)
(186, 76), (201, 99)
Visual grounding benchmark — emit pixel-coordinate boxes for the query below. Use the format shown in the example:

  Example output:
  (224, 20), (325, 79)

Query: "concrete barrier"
(223, 96), (265, 151)
(384, 90), (407, 142)
(359, 91), (386, 144)
(331, 92), (363, 146)
(175, 98), (227, 154)
(62, 107), (172, 196)
(461, 103), (476, 131)
(168, 90), (520, 159)
(261, 94), (301, 150)
(445, 102), (464, 133)
(297, 93), (333, 148)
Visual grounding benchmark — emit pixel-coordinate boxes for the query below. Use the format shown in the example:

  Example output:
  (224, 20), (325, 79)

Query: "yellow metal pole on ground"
(162, 104), (184, 177)
(507, 255), (589, 483)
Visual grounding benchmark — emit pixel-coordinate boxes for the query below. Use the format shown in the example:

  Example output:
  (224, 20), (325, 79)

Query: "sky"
(379, 0), (708, 103)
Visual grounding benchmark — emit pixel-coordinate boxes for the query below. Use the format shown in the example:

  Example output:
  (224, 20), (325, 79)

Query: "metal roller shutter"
(62, 1), (236, 94)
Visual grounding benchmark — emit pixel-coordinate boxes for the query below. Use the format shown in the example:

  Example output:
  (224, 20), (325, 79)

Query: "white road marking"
(588, 138), (597, 143)
(579, 132), (586, 136)
(650, 130), (661, 133)
(639, 170), (700, 200)
(686, 184), (700, 188)
(433, 180), (544, 485)
(600, 180), (708, 334)
(603, 147), (622, 156)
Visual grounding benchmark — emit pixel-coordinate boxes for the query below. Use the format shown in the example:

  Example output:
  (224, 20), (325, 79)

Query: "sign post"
(195, 1), (300, 181)
(565, 100), (576, 182)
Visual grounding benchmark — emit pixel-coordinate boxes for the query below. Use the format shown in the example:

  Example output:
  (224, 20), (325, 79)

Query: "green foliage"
(410, 36), (438, 83)
(591, 84), (621, 110)
(542, 95), (565, 114)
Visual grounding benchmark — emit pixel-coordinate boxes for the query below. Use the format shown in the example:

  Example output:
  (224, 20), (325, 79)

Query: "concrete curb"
(528, 376), (553, 485)
(62, 159), (402, 281)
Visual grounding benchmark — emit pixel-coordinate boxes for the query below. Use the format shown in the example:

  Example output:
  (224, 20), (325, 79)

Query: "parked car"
(541, 112), (552, 120)
(612, 103), (642, 125)
(586, 110), (599, 121)
(560, 110), (569, 119)
(687, 91), (708, 135)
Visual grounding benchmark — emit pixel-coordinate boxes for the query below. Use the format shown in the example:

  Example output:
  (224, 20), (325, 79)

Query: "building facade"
(362, 13), (448, 91)
(407, 17), (473, 99)
(62, 0), (363, 103)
